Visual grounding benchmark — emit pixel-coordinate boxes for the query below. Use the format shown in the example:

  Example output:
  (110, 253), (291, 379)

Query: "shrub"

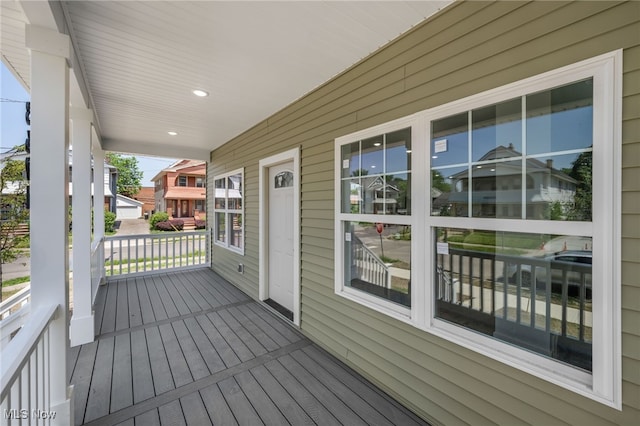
(155, 219), (184, 231)
(149, 212), (169, 229)
(104, 210), (117, 233)
(195, 220), (206, 229)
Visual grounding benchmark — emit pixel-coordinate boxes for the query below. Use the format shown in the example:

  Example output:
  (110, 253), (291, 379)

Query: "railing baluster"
(561, 269), (568, 337)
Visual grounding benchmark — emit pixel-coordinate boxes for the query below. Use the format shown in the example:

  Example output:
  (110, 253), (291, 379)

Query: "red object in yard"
(376, 223), (383, 234)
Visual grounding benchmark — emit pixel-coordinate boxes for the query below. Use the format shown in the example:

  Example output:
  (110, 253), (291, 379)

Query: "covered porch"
(69, 268), (424, 426)
(0, 1), (447, 424)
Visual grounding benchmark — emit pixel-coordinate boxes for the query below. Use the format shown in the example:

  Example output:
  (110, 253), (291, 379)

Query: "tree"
(566, 150), (592, 221)
(0, 146), (30, 297)
(106, 153), (143, 197)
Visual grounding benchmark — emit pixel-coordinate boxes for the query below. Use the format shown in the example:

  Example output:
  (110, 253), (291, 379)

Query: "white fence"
(105, 230), (210, 278)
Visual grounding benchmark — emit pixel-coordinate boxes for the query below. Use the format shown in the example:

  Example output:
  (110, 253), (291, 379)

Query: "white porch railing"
(0, 288), (31, 350)
(352, 236), (391, 288)
(0, 303), (58, 423)
(105, 230), (210, 279)
(90, 237), (105, 302)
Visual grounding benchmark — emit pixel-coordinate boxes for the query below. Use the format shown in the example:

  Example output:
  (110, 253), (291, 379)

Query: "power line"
(0, 98), (28, 103)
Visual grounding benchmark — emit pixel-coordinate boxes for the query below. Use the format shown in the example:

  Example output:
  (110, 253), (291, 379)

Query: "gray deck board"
(73, 268), (428, 426)
(158, 322), (193, 388)
(130, 329), (155, 404)
(111, 334), (134, 412)
(100, 282), (118, 334)
(199, 384), (238, 426)
(158, 399), (185, 426)
(134, 409), (160, 426)
(145, 326), (175, 395)
(84, 337), (115, 423)
(183, 317), (226, 374)
(234, 370), (288, 426)
(195, 314), (241, 368)
(180, 392), (212, 426)
(71, 341), (98, 426)
(127, 278), (143, 328)
(135, 276), (155, 324)
(115, 280), (130, 331)
(218, 377), (264, 426)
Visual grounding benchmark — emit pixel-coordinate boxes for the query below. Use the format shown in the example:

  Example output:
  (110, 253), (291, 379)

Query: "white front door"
(268, 162), (295, 312)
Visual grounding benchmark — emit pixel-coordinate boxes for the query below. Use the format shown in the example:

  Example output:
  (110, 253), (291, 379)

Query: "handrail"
(0, 303), (58, 403)
(352, 235), (390, 288)
(105, 230), (209, 279)
(0, 287), (30, 319)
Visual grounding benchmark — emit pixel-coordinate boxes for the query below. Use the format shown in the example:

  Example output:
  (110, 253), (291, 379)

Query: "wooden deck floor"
(68, 268), (427, 426)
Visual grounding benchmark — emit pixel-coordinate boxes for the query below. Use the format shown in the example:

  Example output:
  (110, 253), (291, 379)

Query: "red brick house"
(151, 159), (206, 219)
(132, 186), (155, 217)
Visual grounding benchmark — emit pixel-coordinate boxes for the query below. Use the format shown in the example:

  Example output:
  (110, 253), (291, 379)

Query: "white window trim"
(334, 115), (421, 324)
(213, 168), (244, 255)
(332, 50), (622, 408)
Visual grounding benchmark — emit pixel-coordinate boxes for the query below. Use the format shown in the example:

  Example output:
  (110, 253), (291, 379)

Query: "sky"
(1, 61), (176, 186)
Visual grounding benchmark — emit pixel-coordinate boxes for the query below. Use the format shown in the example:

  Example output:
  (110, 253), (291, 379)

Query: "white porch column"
(70, 107), (94, 346)
(26, 24), (73, 424)
(93, 146), (105, 242)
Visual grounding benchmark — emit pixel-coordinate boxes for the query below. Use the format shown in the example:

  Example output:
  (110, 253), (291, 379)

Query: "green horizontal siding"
(209, 1), (640, 424)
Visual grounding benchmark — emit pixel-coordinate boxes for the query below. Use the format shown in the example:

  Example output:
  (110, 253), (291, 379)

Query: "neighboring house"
(1, 149), (117, 214)
(115, 194), (143, 219)
(69, 154), (117, 214)
(152, 159), (206, 218)
(441, 143), (578, 218)
(131, 186), (154, 217)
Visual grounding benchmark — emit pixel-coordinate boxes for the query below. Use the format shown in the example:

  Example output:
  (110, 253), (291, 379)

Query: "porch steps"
(181, 217), (196, 230)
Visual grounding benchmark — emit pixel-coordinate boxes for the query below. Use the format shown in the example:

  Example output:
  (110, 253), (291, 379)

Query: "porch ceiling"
(1, 1), (452, 161)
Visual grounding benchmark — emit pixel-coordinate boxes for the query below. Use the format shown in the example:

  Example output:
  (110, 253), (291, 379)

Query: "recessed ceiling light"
(406, 150), (412, 154)
(192, 89), (209, 97)
(373, 142), (381, 147)
(168, 131), (178, 136)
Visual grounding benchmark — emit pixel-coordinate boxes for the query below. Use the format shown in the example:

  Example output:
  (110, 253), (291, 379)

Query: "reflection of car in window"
(509, 251), (592, 299)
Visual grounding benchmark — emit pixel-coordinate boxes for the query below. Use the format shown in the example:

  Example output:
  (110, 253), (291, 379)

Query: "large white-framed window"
(214, 168), (244, 254)
(335, 116), (418, 321)
(332, 51), (621, 407)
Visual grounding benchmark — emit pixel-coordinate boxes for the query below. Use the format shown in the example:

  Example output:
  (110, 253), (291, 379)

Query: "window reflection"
(431, 80), (592, 221)
(341, 128), (412, 215)
(434, 227), (592, 371)
(344, 222), (411, 307)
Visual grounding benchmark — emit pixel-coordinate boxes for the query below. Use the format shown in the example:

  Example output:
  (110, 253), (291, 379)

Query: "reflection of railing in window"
(352, 235), (390, 288)
(435, 247), (592, 371)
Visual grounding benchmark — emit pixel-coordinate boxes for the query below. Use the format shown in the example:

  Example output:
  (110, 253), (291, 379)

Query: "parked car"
(508, 251), (592, 299)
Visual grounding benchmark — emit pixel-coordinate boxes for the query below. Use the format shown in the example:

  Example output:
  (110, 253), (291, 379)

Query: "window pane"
(361, 135), (383, 173)
(385, 127), (411, 173)
(434, 227), (592, 371)
(214, 178), (226, 209)
(526, 152), (592, 221)
(274, 171), (293, 188)
(228, 174), (242, 210)
(360, 175), (386, 215)
(472, 98), (522, 162)
(432, 166), (468, 217)
(344, 222), (411, 307)
(341, 141), (360, 178)
(526, 79), (593, 155)
(342, 178), (361, 214)
(472, 160), (522, 218)
(386, 173), (410, 215)
(215, 212), (226, 243)
(432, 112), (468, 167)
(230, 213), (243, 249)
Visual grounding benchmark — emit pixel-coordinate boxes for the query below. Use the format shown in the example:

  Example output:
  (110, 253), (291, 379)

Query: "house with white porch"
(1, 1), (638, 425)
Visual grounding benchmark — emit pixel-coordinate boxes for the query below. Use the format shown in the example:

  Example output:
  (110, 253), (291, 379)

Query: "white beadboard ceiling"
(2, 1), (452, 160)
